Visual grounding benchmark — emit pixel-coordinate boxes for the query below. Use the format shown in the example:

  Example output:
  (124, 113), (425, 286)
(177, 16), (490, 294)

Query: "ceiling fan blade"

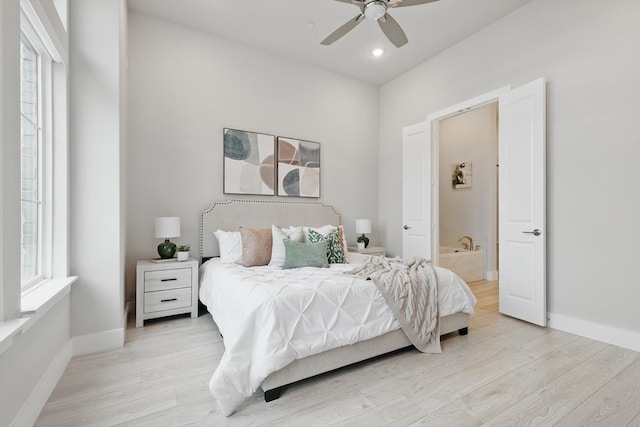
(321, 14), (365, 45)
(334, 0), (365, 4)
(389, 0), (438, 8)
(378, 13), (408, 47)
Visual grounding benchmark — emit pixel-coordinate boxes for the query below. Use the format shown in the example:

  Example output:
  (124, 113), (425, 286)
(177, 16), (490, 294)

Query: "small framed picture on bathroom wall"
(452, 161), (472, 189)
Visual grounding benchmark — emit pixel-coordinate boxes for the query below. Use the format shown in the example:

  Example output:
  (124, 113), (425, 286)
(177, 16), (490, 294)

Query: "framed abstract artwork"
(277, 137), (320, 198)
(223, 128), (276, 196)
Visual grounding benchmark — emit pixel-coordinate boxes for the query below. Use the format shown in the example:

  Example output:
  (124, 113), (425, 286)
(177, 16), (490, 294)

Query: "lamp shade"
(355, 219), (371, 234)
(155, 217), (180, 239)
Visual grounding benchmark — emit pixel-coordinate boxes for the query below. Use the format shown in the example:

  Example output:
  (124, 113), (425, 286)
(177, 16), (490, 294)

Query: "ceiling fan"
(321, 0), (439, 48)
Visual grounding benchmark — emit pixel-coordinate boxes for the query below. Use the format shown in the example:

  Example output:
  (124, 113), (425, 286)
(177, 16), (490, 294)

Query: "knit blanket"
(347, 257), (441, 353)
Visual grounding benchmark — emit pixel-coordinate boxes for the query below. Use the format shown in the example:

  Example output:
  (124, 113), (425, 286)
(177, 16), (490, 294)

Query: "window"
(20, 11), (56, 291)
(20, 33), (41, 286)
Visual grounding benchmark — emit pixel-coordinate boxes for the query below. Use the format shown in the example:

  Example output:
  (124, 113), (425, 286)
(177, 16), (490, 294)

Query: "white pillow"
(269, 225), (305, 267)
(214, 229), (242, 264)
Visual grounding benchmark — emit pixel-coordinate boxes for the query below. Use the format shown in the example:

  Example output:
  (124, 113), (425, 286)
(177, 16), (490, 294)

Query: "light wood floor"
(467, 279), (499, 312)
(37, 287), (640, 426)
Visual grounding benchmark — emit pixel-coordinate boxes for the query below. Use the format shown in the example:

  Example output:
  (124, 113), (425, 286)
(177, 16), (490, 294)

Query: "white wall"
(379, 0), (640, 343)
(0, 0), (21, 322)
(1, 3), (73, 426)
(69, 0), (126, 351)
(439, 102), (498, 276)
(125, 12), (380, 302)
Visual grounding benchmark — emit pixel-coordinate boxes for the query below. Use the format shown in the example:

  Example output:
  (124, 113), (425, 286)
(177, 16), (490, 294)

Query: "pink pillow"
(240, 227), (272, 267)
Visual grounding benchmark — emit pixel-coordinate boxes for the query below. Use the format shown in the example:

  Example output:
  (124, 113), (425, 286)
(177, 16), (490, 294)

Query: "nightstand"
(348, 246), (386, 257)
(136, 258), (199, 327)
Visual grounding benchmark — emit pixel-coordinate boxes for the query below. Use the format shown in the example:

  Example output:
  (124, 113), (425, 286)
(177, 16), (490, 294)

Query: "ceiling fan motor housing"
(363, 0), (387, 20)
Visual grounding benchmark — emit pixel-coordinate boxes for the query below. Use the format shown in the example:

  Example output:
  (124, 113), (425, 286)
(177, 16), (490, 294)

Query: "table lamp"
(155, 217), (180, 259)
(355, 219), (371, 249)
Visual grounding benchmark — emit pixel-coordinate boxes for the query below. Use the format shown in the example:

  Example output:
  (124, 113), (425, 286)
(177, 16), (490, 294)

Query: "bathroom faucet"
(458, 236), (473, 251)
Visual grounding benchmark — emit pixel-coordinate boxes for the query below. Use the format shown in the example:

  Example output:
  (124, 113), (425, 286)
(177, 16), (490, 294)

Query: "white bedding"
(199, 253), (476, 415)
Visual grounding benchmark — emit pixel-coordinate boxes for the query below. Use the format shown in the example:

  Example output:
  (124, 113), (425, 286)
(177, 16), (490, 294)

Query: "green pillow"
(307, 229), (346, 264)
(282, 240), (329, 269)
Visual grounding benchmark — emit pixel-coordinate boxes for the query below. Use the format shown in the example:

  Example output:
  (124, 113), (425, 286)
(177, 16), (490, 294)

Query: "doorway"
(402, 79), (547, 326)
(438, 102), (499, 284)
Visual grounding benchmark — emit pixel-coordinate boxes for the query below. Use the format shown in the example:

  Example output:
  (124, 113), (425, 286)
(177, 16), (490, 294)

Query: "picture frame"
(452, 161), (472, 189)
(276, 137), (321, 198)
(223, 128), (276, 196)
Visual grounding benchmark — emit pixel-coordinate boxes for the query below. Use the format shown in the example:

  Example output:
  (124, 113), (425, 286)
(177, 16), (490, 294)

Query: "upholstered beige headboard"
(200, 199), (341, 260)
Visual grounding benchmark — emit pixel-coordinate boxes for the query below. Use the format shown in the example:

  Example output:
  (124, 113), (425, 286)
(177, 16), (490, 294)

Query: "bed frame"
(200, 199), (470, 402)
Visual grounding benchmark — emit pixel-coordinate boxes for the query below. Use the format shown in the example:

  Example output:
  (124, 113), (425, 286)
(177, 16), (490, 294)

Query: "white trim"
(1, 276), (75, 354)
(9, 340), (72, 427)
(427, 86), (510, 267)
(21, 276), (76, 316)
(72, 327), (124, 356)
(485, 270), (499, 281)
(19, 0), (67, 63)
(0, 318), (30, 355)
(548, 312), (640, 353)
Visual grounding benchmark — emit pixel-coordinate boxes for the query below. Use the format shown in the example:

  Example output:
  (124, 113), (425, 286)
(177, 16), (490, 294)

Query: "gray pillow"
(282, 240), (329, 269)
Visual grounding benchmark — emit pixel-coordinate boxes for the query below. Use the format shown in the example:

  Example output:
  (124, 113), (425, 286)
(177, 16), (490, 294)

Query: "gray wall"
(125, 12), (381, 302)
(379, 0), (640, 336)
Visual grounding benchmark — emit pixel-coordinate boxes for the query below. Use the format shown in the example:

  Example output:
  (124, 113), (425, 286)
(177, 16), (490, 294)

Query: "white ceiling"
(128, 0), (531, 85)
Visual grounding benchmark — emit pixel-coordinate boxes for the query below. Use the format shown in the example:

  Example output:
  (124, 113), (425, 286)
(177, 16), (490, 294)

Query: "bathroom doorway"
(402, 79), (546, 325)
(438, 102), (499, 283)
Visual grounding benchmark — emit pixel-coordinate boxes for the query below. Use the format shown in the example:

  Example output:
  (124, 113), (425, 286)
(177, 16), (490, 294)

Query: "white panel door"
(498, 78), (546, 326)
(402, 122), (431, 261)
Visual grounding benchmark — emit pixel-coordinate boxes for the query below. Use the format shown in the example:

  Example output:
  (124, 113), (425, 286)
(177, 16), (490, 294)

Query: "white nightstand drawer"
(144, 268), (192, 292)
(144, 288), (192, 313)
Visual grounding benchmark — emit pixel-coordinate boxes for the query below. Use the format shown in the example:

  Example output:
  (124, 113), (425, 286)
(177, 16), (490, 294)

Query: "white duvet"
(199, 253), (476, 416)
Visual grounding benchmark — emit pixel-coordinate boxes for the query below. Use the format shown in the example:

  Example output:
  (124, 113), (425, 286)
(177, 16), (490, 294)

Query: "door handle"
(403, 225), (411, 230)
(523, 229), (541, 236)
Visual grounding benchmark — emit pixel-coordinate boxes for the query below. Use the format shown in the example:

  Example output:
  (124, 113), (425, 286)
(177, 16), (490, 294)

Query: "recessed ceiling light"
(371, 48), (384, 57)
(306, 22), (316, 29)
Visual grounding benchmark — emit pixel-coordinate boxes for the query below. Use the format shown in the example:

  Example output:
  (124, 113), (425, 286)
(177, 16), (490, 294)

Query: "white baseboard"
(10, 341), (73, 427)
(72, 327), (124, 356)
(548, 312), (640, 352)
(485, 270), (499, 281)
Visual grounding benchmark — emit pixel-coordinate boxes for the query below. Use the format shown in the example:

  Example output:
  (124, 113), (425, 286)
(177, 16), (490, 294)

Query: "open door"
(498, 78), (546, 326)
(402, 121), (431, 261)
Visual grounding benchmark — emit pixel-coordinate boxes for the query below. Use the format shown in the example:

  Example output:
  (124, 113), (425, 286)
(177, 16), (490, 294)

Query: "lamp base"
(357, 234), (369, 249)
(158, 239), (177, 259)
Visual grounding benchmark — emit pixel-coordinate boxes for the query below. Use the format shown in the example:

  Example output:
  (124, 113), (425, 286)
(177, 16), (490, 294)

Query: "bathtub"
(439, 247), (484, 283)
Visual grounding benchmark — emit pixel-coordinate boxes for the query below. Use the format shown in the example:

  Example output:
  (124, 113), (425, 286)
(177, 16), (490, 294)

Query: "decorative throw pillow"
(282, 240), (329, 269)
(239, 227), (272, 267)
(338, 225), (349, 258)
(269, 225), (305, 267)
(307, 228), (346, 264)
(304, 225), (335, 242)
(214, 230), (242, 264)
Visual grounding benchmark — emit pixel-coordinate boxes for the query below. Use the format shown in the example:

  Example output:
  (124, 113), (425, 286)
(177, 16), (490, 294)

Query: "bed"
(199, 199), (477, 416)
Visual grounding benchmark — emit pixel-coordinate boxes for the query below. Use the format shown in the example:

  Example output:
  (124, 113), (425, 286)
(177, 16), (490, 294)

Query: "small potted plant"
(176, 244), (190, 261)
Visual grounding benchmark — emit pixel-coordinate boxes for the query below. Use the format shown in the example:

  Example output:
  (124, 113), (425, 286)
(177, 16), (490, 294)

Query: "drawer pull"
(161, 278), (178, 282)
(161, 298), (178, 303)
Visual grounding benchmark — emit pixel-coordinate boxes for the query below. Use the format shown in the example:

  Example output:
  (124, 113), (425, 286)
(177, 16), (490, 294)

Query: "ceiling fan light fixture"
(363, 1), (387, 20)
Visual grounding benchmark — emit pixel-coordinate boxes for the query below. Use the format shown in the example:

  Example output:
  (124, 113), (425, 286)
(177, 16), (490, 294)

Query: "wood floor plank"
(34, 289), (640, 426)
(410, 335), (606, 425)
(482, 345), (640, 426)
(557, 358), (640, 426)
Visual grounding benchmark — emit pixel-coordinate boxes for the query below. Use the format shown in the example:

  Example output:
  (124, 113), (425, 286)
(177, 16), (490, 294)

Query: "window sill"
(0, 276), (78, 355)
(21, 276), (78, 315)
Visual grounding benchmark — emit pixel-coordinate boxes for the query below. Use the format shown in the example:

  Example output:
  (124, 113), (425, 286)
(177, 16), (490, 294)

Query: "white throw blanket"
(347, 257), (441, 353)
